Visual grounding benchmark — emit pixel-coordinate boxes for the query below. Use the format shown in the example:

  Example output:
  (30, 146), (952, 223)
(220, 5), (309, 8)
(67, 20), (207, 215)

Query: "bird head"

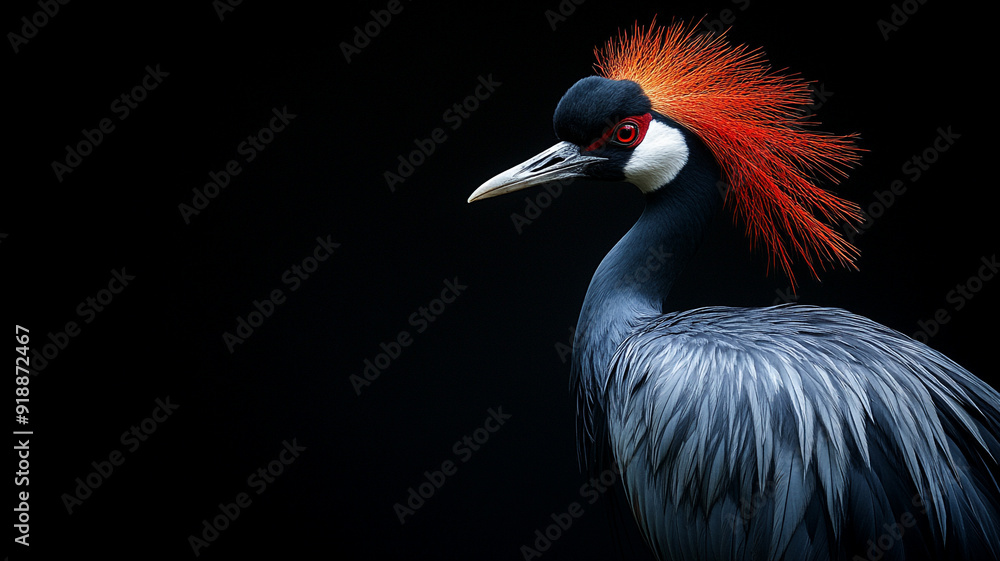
(468, 19), (865, 287)
(468, 76), (693, 200)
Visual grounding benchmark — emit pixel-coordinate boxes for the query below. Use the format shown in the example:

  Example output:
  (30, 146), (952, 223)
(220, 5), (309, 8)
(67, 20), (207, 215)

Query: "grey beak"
(468, 141), (606, 203)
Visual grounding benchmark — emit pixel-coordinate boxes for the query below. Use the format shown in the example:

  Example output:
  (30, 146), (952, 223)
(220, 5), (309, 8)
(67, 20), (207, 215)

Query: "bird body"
(468, 20), (1000, 560)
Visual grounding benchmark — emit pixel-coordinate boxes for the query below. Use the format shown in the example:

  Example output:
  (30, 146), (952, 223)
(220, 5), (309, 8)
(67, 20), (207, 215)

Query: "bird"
(467, 20), (1000, 561)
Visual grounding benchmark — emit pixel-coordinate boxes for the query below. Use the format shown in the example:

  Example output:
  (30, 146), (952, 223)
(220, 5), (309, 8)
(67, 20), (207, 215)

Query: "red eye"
(582, 113), (652, 151)
(615, 123), (638, 145)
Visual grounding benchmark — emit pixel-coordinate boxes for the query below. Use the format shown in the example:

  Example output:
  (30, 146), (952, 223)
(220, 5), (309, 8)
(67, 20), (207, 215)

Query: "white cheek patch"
(623, 120), (689, 193)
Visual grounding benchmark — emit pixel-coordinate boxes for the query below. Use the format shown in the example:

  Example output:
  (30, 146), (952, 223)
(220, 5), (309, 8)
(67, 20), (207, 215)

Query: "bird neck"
(571, 143), (721, 458)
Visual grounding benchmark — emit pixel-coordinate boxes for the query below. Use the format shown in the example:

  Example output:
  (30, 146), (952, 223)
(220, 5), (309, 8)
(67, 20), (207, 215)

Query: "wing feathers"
(604, 305), (1000, 560)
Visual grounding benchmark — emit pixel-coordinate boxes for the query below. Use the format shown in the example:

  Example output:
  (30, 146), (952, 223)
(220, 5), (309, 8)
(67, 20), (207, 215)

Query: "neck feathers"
(570, 131), (720, 464)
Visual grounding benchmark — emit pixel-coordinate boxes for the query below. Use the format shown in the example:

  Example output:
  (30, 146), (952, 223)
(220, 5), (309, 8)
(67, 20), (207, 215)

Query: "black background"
(5, 0), (995, 559)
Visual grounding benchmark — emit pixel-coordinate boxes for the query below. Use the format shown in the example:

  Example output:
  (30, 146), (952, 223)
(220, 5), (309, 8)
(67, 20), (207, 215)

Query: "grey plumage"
(600, 304), (1000, 560)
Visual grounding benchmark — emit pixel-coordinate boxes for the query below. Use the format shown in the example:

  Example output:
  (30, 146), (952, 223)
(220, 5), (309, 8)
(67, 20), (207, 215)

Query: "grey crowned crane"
(468, 20), (1000, 561)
